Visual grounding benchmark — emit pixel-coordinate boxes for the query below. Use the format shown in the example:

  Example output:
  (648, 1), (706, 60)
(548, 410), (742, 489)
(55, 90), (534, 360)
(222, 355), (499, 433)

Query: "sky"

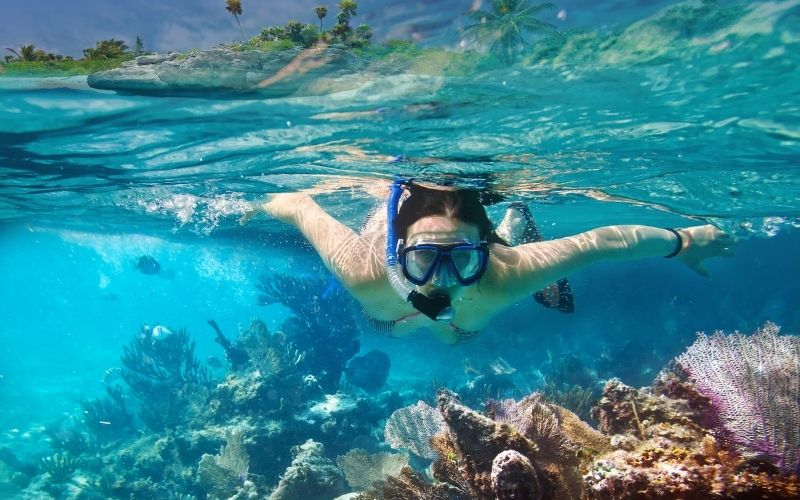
(0, 0), (677, 58)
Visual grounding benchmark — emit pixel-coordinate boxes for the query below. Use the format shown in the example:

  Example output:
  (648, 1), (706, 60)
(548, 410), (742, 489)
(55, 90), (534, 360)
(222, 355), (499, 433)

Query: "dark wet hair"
(393, 183), (506, 244)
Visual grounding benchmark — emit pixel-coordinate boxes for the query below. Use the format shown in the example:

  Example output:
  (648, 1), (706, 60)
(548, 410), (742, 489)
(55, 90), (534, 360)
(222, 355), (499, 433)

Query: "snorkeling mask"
(397, 241), (488, 287)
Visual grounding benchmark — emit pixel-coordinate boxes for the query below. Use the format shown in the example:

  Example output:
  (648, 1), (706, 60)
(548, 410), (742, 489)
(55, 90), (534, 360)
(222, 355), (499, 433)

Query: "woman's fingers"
(689, 262), (710, 278)
(239, 209), (257, 226)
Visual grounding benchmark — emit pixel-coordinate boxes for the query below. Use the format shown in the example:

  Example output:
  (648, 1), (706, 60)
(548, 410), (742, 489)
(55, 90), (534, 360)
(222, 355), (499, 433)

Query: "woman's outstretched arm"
(484, 224), (735, 308)
(243, 193), (387, 292)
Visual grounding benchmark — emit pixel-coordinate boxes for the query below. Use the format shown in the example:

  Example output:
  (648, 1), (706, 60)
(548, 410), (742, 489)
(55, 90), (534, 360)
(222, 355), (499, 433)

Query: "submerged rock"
(491, 450), (541, 500)
(87, 46), (389, 98)
(344, 350), (390, 392)
(270, 440), (346, 500)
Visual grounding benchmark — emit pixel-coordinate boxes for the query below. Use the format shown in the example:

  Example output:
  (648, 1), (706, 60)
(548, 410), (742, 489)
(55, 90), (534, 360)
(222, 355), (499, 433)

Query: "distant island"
(0, 1), (562, 78)
(1, 0), (748, 91)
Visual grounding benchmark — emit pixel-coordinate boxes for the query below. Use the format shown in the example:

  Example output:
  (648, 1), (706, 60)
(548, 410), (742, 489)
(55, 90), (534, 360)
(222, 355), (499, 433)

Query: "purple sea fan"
(676, 322), (800, 474)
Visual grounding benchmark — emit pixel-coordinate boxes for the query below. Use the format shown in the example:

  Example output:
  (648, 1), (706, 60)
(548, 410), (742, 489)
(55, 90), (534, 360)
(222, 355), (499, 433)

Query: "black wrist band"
(664, 228), (683, 258)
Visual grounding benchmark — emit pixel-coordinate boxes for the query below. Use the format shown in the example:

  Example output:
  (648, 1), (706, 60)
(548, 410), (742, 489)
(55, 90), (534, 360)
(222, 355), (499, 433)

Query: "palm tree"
(337, 0), (357, 28)
(83, 39), (129, 60)
(463, 0), (556, 63)
(9, 45), (37, 61)
(315, 5), (328, 31)
(5, 47), (21, 61)
(226, 0), (245, 41)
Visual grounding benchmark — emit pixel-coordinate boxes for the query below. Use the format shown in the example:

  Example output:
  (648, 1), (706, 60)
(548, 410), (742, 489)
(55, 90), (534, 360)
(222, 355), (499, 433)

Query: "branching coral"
(354, 466), (471, 500)
(256, 273), (359, 391)
(121, 325), (211, 430)
(39, 452), (79, 484)
(80, 383), (135, 441)
(121, 326), (209, 395)
(540, 380), (597, 423)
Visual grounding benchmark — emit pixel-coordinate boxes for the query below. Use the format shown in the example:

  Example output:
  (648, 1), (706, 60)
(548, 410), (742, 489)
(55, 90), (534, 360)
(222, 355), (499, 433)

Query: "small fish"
(151, 325), (173, 343)
(135, 255), (161, 275)
(206, 356), (224, 370)
(102, 367), (122, 384)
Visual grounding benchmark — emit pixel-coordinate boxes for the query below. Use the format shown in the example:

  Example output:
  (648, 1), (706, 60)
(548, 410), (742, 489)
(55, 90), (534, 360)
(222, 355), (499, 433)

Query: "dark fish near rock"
(345, 350), (390, 392)
(206, 356), (224, 370)
(135, 255), (161, 275)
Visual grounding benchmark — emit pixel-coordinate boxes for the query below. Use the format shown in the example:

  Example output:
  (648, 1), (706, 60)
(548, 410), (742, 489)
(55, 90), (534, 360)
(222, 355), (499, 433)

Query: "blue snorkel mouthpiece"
(386, 176), (455, 322)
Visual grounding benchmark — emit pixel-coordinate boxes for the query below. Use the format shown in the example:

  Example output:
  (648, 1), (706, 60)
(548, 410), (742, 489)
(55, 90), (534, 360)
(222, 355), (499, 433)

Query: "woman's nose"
(430, 261), (456, 287)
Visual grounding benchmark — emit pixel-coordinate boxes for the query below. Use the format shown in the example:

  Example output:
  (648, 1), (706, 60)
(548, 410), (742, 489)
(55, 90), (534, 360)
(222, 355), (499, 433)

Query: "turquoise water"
(1, 1), (799, 497)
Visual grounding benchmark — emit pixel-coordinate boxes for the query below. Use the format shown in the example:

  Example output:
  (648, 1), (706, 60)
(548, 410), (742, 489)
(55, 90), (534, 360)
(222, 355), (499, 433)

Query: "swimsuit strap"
(363, 309), (480, 343)
(363, 313), (396, 337)
(453, 327), (481, 344)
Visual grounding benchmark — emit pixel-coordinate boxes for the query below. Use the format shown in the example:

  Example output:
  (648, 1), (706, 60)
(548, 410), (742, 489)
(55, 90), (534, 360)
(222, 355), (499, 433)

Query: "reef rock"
(269, 440), (346, 500)
(434, 389), (595, 499)
(87, 46), (387, 98)
(584, 378), (800, 499)
(491, 450), (542, 499)
(345, 350), (391, 392)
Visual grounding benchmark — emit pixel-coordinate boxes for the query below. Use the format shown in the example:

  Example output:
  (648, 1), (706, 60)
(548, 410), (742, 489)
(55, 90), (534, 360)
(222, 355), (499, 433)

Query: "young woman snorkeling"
(244, 178), (735, 345)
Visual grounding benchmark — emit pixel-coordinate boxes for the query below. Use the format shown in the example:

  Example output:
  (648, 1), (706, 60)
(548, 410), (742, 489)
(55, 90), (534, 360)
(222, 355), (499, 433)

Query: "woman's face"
(404, 216), (481, 298)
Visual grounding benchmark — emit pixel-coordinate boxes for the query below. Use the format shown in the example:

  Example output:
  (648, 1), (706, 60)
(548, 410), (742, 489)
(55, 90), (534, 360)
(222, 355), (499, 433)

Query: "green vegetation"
(83, 39), (129, 60)
(4, 44), (71, 63)
(463, 0), (557, 63)
(0, 58), (132, 76)
(1, 39), (136, 76)
(231, 0), (372, 52)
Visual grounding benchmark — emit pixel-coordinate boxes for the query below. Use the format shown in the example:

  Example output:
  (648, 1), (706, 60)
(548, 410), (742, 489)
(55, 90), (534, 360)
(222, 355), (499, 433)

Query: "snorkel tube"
(386, 177), (455, 322)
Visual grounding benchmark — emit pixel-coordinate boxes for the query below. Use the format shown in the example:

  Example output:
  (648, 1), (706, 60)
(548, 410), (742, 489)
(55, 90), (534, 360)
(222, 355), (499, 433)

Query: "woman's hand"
(240, 193), (312, 226)
(676, 225), (736, 277)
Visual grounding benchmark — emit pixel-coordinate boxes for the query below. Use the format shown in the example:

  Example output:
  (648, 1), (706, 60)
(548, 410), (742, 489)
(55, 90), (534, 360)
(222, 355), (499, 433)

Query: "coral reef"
(13, 313), (406, 499)
(212, 319), (308, 418)
(584, 378), (800, 499)
(371, 329), (800, 500)
(39, 452), (79, 484)
(18, 288), (798, 500)
(675, 322), (800, 474)
(355, 466), (470, 500)
(270, 440), (346, 500)
(377, 390), (608, 499)
(384, 400), (447, 460)
(121, 325), (211, 431)
(80, 383), (135, 442)
(196, 430), (250, 498)
(256, 273), (360, 392)
(491, 450), (541, 499)
(207, 318), (249, 369)
(539, 381), (597, 424)
(336, 448), (409, 491)
(437, 389), (594, 499)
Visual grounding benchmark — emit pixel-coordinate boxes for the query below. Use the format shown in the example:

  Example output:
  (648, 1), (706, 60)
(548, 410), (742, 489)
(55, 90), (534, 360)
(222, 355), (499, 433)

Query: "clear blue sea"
(1, 0), (799, 497)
